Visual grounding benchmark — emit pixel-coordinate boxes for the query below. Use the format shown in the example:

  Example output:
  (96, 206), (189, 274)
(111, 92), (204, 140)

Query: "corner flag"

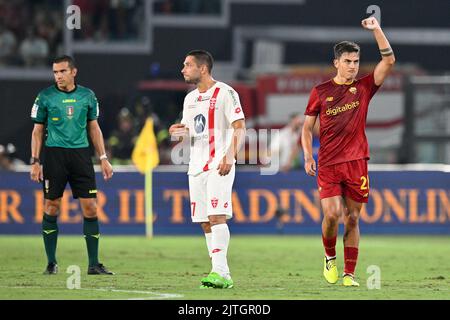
(131, 117), (160, 238)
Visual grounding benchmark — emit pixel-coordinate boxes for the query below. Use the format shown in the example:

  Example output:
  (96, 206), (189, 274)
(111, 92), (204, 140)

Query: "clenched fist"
(361, 17), (380, 31)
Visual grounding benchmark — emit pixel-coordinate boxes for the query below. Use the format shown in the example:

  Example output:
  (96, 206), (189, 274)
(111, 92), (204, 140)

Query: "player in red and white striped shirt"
(169, 50), (245, 289)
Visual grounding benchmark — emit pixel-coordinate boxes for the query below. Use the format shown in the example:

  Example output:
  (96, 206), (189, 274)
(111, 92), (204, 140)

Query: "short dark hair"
(53, 55), (76, 69)
(186, 50), (214, 73)
(333, 41), (360, 60)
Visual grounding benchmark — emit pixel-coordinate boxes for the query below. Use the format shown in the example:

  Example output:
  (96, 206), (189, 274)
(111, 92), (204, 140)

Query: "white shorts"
(188, 165), (235, 223)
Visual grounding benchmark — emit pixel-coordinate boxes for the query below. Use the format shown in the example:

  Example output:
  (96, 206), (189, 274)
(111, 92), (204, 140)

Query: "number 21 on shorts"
(360, 175), (370, 190)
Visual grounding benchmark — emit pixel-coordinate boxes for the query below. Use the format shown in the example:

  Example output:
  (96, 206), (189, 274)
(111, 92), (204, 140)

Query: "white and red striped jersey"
(181, 81), (245, 176)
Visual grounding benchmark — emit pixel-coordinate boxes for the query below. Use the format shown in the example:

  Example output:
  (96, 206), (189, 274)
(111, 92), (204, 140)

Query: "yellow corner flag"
(132, 117), (160, 238)
(132, 117), (160, 173)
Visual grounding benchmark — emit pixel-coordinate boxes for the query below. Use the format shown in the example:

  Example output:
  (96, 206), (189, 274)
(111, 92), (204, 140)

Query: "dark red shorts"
(317, 159), (369, 203)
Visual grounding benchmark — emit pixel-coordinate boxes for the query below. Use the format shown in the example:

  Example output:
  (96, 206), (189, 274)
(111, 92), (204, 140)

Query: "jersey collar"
(332, 78), (355, 86)
(55, 84), (78, 94)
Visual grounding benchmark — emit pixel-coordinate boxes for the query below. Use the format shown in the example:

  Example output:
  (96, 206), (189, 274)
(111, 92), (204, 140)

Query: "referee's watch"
(99, 154), (108, 161)
(30, 157), (40, 165)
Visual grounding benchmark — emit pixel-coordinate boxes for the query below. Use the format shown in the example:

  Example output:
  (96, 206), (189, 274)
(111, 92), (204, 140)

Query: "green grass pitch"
(0, 235), (449, 300)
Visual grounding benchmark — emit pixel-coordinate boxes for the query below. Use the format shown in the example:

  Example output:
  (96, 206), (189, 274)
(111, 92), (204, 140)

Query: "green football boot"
(200, 272), (234, 289)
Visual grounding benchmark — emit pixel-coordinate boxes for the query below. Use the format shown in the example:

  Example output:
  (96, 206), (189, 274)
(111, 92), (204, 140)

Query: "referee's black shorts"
(42, 147), (97, 200)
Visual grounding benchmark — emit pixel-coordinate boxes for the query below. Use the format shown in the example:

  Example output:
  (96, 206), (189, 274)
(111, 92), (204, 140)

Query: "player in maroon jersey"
(301, 17), (395, 286)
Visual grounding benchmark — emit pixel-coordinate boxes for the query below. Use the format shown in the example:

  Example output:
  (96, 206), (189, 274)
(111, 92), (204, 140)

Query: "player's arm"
(88, 120), (113, 181)
(218, 119), (246, 176)
(301, 115), (318, 176)
(361, 17), (396, 86)
(30, 123), (44, 182)
(169, 102), (189, 142)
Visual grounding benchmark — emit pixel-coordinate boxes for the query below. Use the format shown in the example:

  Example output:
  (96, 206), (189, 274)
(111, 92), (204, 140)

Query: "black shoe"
(87, 263), (114, 275)
(43, 262), (58, 275)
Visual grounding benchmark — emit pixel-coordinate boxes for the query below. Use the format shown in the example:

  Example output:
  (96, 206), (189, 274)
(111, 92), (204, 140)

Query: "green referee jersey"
(31, 85), (99, 148)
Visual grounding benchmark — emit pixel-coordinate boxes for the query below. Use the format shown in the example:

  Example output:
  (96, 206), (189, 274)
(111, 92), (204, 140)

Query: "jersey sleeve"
(87, 92), (99, 121)
(359, 72), (380, 99)
(304, 87), (321, 116)
(31, 94), (47, 123)
(224, 87), (245, 124)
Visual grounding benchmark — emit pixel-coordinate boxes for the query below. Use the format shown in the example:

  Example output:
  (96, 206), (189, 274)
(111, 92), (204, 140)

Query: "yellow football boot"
(323, 257), (339, 284)
(342, 274), (360, 287)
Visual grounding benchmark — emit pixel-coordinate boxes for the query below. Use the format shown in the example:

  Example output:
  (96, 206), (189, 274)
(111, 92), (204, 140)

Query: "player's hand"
(361, 17), (380, 31)
(101, 159), (113, 181)
(30, 163), (43, 182)
(169, 124), (188, 138)
(217, 155), (233, 176)
(304, 157), (316, 177)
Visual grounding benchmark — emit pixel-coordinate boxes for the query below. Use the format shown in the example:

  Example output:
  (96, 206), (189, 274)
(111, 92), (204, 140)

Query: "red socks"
(322, 235), (337, 258)
(322, 235), (359, 275)
(344, 247), (359, 275)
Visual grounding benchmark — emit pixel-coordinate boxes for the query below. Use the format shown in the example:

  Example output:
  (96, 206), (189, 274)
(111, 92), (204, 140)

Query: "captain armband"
(380, 47), (394, 57)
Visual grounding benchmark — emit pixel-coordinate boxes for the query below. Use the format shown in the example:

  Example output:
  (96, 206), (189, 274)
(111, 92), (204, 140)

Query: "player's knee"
(345, 211), (360, 228)
(200, 222), (211, 233)
(82, 201), (97, 217)
(44, 200), (61, 215)
(209, 215), (227, 226)
(324, 207), (341, 224)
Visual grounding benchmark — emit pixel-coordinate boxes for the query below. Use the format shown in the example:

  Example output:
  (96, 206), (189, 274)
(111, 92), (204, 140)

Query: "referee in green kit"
(30, 55), (114, 275)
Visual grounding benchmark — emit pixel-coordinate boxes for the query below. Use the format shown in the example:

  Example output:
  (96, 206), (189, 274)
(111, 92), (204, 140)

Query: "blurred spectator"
(107, 108), (138, 164)
(19, 27), (49, 67)
(73, 0), (143, 41)
(0, 0), (62, 68)
(0, 143), (26, 171)
(72, 0), (97, 40)
(269, 113), (305, 173)
(0, 23), (17, 65)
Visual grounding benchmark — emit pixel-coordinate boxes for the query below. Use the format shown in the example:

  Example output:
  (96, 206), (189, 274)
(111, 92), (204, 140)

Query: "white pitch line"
(0, 286), (183, 300)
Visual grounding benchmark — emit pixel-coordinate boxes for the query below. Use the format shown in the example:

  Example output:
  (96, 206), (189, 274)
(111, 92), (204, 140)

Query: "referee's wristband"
(99, 154), (108, 161)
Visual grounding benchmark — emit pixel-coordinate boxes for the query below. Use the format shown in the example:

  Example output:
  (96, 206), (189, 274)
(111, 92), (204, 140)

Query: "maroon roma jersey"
(304, 73), (380, 167)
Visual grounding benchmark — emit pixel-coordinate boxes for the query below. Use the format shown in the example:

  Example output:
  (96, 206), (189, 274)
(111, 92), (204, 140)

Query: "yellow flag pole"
(145, 169), (153, 239)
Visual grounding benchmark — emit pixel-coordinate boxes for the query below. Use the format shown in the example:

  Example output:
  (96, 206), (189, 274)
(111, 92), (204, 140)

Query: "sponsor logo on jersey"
(211, 197), (219, 208)
(63, 99), (77, 103)
(197, 95), (211, 102)
(194, 114), (206, 133)
(325, 100), (359, 116)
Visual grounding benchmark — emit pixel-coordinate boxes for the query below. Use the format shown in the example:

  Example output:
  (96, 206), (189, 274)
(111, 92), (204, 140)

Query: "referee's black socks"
(42, 213), (58, 264)
(83, 217), (100, 267)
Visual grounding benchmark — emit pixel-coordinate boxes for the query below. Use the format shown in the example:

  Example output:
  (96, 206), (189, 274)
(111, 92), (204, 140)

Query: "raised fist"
(361, 17), (380, 30)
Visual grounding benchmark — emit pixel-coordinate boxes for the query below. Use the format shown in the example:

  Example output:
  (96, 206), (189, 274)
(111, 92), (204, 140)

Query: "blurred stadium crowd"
(0, 0), (62, 67)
